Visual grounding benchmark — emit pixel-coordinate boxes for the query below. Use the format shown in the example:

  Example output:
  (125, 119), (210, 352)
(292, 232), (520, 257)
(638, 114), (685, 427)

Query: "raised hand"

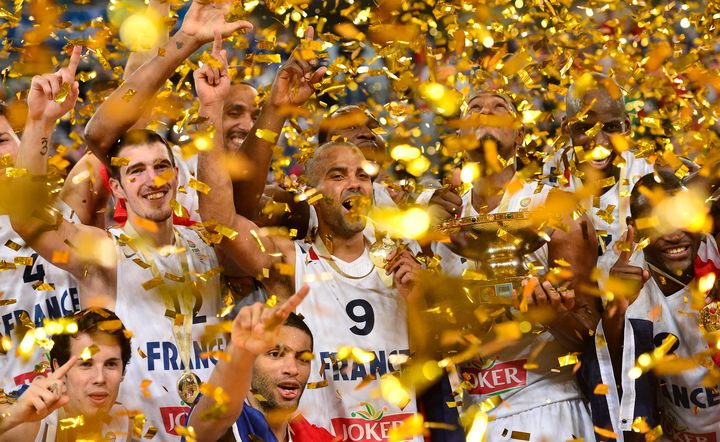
(179, 0), (253, 47)
(231, 285), (310, 355)
(386, 248), (422, 298)
(194, 31), (230, 111)
(27, 46), (81, 124)
(429, 169), (463, 225)
(8, 357), (78, 424)
(609, 224), (649, 301)
(268, 27), (327, 110)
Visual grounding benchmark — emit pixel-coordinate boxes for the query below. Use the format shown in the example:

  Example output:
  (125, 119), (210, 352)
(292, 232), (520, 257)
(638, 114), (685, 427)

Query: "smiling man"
(545, 73), (654, 263)
(0, 308), (133, 441)
(594, 170), (720, 441)
(7, 2), (254, 437)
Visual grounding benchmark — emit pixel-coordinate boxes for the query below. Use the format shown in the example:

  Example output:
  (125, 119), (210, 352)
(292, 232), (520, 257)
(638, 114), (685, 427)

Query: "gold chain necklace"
(312, 233), (375, 280)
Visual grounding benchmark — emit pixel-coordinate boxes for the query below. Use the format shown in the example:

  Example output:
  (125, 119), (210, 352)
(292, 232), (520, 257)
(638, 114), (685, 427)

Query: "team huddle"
(0, 1), (718, 442)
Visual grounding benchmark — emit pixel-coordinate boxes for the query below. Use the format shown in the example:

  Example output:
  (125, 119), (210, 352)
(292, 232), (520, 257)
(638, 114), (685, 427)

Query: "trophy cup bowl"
(436, 211), (548, 306)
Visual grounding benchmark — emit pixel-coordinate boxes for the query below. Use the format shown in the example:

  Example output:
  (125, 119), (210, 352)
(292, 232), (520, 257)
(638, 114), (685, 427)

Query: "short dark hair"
(284, 312), (313, 351)
(50, 308), (132, 374)
(106, 129), (175, 181)
(0, 101), (7, 118)
(630, 170), (685, 220)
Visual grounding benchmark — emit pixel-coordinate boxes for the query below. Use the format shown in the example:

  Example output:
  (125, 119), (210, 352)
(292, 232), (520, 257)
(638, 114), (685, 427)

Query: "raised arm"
(0, 357), (78, 439)
(84, 0), (252, 165)
(10, 48), (114, 293)
(231, 27), (326, 219)
(62, 1), (170, 228)
(194, 35), (296, 297)
(188, 286), (309, 442)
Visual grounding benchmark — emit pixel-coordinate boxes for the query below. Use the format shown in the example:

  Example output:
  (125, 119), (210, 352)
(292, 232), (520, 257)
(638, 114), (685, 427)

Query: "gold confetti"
(558, 353), (579, 367)
(255, 128), (279, 143)
(59, 415), (84, 430)
(80, 344), (100, 361)
(307, 380), (329, 389)
(593, 384), (609, 395)
(110, 157), (130, 167)
(13, 256), (33, 266)
(4, 240), (21, 251)
(253, 54), (281, 63)
(188, 178), (211, 195)
(53, 82), (71, 103)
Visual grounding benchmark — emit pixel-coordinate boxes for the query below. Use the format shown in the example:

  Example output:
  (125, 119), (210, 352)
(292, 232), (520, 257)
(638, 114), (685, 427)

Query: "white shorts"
(485, 399), (595, 442)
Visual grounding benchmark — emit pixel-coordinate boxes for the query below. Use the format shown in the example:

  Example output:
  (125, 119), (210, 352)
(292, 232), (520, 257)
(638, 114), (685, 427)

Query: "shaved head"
(566, 73), (625, 118)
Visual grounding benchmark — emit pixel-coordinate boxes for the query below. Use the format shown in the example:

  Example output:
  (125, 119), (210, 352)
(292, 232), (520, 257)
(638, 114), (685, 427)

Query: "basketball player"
(0, 60), (80, 395)
(545, 73), (654, 266)
(0, 308), (133, 441)
(194, 39), (424, 439)
(187, 287), (342, 442)
(430, 91), (600, 441)
(8, 3), (254, 437)
(595, 171), (719, 441)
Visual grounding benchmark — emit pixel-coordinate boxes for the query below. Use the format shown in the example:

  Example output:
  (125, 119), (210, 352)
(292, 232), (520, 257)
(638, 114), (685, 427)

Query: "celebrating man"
(0, 308), (133, 441)
(594, 171), (720, 441)
(8, 3), (254, 438)
(430, 91), (601, 441)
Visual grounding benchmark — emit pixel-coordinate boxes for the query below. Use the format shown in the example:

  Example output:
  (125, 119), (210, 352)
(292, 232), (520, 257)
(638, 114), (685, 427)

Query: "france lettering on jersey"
(294, 241), (422, 442)
(0, 215), (80, 393)
(109, 225), (224, 440)
(544, 148), (653, 264)
(620, 237), (720, 441)
(431, 179), (592, 427)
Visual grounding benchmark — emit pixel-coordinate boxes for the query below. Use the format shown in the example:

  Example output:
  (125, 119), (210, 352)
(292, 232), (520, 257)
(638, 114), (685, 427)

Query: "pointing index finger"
(50, 356), (78, 380)
(63, 46), (82, 81)
(304, 26), (315, 42)
(212, 30), (223, 55)
(279, 284), (310, 315)
(618, 225), (635, 264)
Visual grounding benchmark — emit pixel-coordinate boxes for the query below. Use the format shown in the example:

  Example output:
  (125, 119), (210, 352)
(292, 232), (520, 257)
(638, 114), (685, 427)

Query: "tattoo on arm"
(40, 137), (48, 156)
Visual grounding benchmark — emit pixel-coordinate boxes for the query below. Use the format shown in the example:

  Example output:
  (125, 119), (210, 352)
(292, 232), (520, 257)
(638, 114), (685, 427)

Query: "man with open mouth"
(187, 287), (341, 442)
(590, 170), (720, 441)
(545, 73), (654, 265)
(0, 308), (133, 441)
(427, 90), (601, 441)
(194, 34), (425, 438)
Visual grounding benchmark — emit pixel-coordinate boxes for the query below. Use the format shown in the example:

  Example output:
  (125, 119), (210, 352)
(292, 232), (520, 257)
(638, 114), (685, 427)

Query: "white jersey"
(110, 225), (224, 441)
(294, 241), (421, 442)
(0, 215), (80, 393)
(34, 405), (132, 442)
(544, 149), (653, 270)
(432, 179), (592, 427)
(623, 257), (720, 440)
(172, 146), (201, 222)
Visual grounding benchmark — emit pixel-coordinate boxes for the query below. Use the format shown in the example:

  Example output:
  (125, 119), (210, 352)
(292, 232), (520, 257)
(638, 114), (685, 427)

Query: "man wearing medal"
(194, 34), (426, 441)
(6, 3), (257, 439)
(595, 171), (720, 441)
(429, 91), (601, 441)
